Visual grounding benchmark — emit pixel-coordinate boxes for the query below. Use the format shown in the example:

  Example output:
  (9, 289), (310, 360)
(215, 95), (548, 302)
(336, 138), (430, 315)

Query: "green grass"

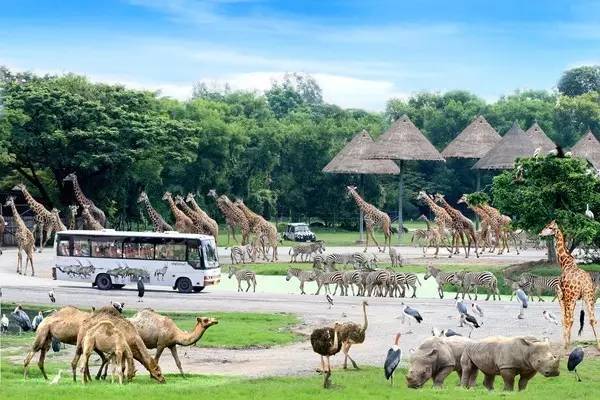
(2, 360), (600, 400)
(0, 304), (302, 350)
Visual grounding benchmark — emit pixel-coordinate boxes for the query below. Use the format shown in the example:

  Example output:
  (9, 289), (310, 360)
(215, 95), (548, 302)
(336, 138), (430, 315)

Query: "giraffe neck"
(553, 228), (575, 270)
(9, 202), (27, 231)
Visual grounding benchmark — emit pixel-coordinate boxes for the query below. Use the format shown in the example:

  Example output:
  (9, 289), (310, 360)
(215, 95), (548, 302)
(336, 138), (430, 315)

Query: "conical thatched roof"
(322, 130), (400, 175)
(364, 115), (445, 161)
(472, 121), (536, 170)
(525, 122), (555, 153)
(441, 115), (501, 159)
(571, 130), (600, 170)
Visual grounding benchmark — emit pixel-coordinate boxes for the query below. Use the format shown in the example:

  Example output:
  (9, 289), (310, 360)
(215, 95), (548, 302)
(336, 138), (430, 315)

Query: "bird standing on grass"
(568, 347), (584, 382)
(384, 333), (402, 386)
(48, 288), (56, 303)
(137, 277), (145, 302)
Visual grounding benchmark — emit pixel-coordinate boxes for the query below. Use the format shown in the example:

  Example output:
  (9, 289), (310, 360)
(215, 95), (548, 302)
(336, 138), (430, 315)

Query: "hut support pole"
(398, 160), (404, 239)
(475, 170), (481, 230)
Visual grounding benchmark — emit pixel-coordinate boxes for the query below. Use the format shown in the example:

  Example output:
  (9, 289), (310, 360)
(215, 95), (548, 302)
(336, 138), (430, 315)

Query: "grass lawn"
(2, 360), (599, 400)
(0, 304), (302, 350)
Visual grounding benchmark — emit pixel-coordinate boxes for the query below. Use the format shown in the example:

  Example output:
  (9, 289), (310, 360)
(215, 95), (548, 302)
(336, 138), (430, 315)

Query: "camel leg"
(169, 346), (185, 376)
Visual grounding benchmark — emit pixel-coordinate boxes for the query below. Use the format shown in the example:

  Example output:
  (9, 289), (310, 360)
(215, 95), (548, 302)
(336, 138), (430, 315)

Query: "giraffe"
(208, 190), (250, 245)
(457, 195), (494, 253)
(346, 186), (392, 253)
(12, 183), (56, 253)
(186, 193), (219, 244)
(51, 209), (67, 232)
(416, 191), (453, 257)
(68, 205), (79, 230)
(81, 205), (104, 231)
(174, 195), (205, 234)
(4, 196), (34, 276)
(137, 192), (173, 232)
(63, 173), (106, 227)
(162, 192), (195, 233)
(234, 199), (278, 261)
(433, 193), (479, 258)
(540, 220), (600, 350)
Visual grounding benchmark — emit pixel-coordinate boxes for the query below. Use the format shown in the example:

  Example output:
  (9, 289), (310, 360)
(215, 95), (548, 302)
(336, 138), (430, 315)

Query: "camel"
(129, 309), (218, 376)
(81, 320), (134, 384)
(71, 306), (164, 383)
(338, 301), (368, 369)
(23, 306), (110, 380)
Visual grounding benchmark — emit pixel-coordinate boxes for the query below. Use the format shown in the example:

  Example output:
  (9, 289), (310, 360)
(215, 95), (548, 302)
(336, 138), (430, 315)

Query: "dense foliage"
(1, 66), (599, 227)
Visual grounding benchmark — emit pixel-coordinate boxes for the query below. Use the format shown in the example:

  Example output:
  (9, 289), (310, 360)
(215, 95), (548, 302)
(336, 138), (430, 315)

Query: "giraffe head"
(11, 183), (26, 192)
(63, 173), (77, 183)
(162, 192), (172, 201)
(457, 194), (468, 204)
(137, 191), (148, 203)
(539, 220), (559, 237)
(416, 191), (429, 201)
(186, 193), (196, 203)
(207, 189), (218, 198)
(4, 196), (15, 207)
(433, 193), (445, 203)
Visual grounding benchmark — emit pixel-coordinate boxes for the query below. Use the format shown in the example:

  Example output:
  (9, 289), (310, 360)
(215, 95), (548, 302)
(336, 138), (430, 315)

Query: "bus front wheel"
(176, 278), (193, 293)
(96, 274), (113, 290)
(192, 286), (204, 293)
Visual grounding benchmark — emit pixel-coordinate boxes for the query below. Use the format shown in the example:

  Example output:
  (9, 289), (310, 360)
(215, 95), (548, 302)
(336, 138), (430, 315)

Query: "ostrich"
(338, 301), (369, 369)
(310, 322), (342, 388)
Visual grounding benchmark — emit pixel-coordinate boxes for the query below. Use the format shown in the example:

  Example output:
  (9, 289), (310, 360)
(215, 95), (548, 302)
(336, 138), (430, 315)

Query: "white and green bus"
(53, 230), (220, 293)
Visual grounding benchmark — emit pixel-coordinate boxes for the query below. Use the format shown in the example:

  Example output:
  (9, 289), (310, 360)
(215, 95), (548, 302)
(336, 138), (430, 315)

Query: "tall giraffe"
(346, 186), (391, 253)
(137, 192), (173, 232)
(68, 205), (79, 230)
(81, 205), (103, 230)
(186, 193), (219, 244)
(63, 173), (106, 227)
(416, 191), (453, 256)
(51, 209), (67, 232)
(457, 195), (494, 253)
(540, 220), (599, 350)
(12, 183), (56, 252)
(208, 190), (250, 245)
(162, 192), (195, 233)
(234, 199), (278, 261)
(174, 195), (205, 234)
(433, 193), (479, 258)
(4, 197), (35, 276)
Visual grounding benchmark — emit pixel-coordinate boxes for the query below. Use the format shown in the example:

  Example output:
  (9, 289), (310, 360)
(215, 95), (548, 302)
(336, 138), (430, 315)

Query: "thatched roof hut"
(322, 130), (400, 175)
(472, 121), (536, 170)
(571, 130), (600, 170)
(525, 122), (555, 153)
(441, 115), (501, 159)
(364, 115), (444, 161)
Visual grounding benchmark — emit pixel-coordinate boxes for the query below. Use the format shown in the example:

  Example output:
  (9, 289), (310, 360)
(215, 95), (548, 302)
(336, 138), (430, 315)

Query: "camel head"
(63, 173), (77, 183)
(196, 316), (218, 329)
(539, 220), (559, 238)
(11, 183), (25, 191)
(162, 192), (172, 201)
(207, 189), (217, 198)
(137, 191), (148, 203)
(457, 194), (467, 204)
(4, 196), (15, 207)
(186, 193), (196, 203)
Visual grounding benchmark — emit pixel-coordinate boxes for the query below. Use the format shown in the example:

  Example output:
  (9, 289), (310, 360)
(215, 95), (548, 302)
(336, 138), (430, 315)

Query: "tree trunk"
(546, 238), (557, 264)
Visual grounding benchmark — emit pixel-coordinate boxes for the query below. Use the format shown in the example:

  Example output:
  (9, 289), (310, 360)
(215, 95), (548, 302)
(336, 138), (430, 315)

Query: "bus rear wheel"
(96, 274), (113, 290)
(192, 286), (204, 293)
(176, 278), (193, 293)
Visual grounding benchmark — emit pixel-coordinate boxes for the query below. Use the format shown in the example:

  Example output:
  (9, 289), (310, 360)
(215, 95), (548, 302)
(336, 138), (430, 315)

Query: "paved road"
(2, 246), (593, 378)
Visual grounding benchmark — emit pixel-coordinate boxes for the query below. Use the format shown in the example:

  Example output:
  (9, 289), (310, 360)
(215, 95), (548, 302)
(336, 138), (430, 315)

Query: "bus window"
(57, 240), (70, 256)
(187, 242), (201, 269)
(155, 240), (186, 261)
(73, 239), (90, 257)
(91, 239), (123, 258)
(123, 240), (154, 260)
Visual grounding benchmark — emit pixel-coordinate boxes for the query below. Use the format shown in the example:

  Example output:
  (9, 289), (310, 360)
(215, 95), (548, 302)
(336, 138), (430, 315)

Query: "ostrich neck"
(175, 323), (211, 346)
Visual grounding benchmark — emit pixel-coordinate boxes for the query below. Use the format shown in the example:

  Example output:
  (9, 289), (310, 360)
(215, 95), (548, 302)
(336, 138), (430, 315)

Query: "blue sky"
(1, 0), (598, 110)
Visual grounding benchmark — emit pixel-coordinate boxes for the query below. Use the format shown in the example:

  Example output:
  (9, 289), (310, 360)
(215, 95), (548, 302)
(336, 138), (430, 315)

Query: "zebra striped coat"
(286, 268), (316, 295)
(228, 267), (256, 292)
(423, 265), (459, 299)
(517, 273), (559, 301)
(454, 271), (499, 301)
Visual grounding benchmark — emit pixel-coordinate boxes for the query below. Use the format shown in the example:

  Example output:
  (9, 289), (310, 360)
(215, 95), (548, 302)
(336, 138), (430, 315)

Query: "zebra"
(227, 266), (257, 293)
(453, 271), (499, 301)
(423, 264), (459, 299)
(314, 270), (345, 295)
(230, 245), (253, 264)
(285, 268), (316, 295)
(342, 270), (362, 296)
(517, 273), (559, 302)
(366, 269), (392, 297)
(288, 241), (325, 263)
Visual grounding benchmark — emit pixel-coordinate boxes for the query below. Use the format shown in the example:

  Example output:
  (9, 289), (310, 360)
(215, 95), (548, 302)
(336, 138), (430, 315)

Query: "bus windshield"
(202, 239), (218, 269)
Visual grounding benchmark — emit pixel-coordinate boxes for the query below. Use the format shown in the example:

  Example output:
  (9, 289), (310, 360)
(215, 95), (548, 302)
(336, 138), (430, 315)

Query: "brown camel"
(81, 320), (134, 384)
(23, 306), (109, 380)
(129, 309), (218, 376)
(338, 301), (368, 369)
(71, 306), (165, 383)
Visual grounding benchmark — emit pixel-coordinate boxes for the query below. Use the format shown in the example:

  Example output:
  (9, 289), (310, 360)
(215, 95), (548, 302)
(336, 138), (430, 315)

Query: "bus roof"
(56, 229), (215, 240)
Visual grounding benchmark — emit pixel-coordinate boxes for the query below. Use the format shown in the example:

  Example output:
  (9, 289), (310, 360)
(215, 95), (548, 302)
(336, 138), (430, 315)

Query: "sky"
(1, 0), (599, 110)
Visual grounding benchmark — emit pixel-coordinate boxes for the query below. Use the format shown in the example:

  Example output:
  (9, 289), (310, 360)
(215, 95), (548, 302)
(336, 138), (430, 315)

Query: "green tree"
(558, 65), (600, 96)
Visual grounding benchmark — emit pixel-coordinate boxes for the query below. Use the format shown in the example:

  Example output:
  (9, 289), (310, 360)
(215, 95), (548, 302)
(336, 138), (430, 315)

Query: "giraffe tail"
(578, 310), (585, 336)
